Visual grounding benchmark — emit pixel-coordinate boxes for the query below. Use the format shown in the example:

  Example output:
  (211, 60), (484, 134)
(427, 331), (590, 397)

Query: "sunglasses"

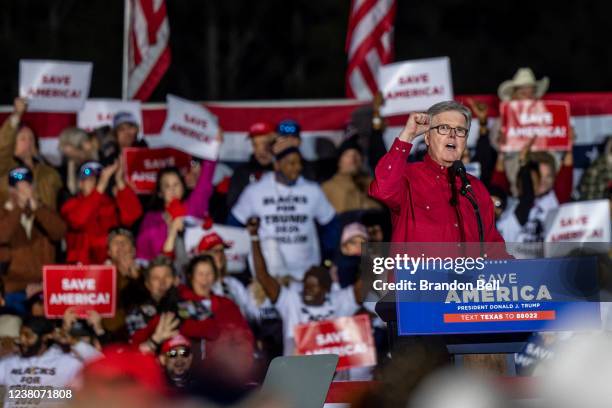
(166, 348), (191, 359)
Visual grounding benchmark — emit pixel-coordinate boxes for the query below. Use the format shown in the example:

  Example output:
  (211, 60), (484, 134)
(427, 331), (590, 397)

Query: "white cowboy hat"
(497, 68), (549, 101)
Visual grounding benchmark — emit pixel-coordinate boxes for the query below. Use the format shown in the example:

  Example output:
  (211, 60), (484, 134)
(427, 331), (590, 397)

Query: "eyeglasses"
(166, 348), (191, 359)
(430, 124), (469, 138)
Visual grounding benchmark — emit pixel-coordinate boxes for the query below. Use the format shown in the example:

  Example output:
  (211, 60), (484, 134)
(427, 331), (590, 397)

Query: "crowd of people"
(0, 66), (610, 405)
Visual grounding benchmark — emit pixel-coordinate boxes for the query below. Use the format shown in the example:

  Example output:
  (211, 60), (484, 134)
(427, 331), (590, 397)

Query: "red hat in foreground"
(197, 232), (231, 253)
(248, 121), (275, 138)
(161, 334), (192, 354)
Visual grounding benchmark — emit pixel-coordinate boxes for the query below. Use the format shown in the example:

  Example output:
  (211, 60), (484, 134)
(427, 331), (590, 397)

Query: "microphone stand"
(460, 186), (485, 256)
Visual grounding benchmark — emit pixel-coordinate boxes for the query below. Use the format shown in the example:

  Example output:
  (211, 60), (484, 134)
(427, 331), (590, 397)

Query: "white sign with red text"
(377, 57), (453, 116)
(544, 199), (611, 257)
(19, 60), (93, 112)
(184, 223), (250, 273)
(77, 99), (142, 135)
(158, 95), (220, 160)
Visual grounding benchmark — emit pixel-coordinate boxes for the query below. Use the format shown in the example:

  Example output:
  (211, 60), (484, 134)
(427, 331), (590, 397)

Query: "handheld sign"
(544, 199), (611, 257)
(43, 265), (117, 318)
(500, 100), (571, 152)
(184, 223), (250, 273)
(123, 147), (192, 194)
(19, 60), (92, 112)
(159, 95), (221, 160)
(293, 314), (377, 371)
(377, 57), (453, 116)
(78, 99), (143, 135)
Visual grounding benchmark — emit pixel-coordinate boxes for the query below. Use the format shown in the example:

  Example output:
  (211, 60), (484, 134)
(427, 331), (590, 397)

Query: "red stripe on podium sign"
(443, 311), (556, 323)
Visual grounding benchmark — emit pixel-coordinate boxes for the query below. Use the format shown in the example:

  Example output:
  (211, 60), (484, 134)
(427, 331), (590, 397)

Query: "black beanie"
(336, 136), (362, 161)
(22, 316), (55, 337)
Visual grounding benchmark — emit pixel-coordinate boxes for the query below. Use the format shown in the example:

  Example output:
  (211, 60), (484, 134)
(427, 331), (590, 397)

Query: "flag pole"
(121, 0), (131, 100)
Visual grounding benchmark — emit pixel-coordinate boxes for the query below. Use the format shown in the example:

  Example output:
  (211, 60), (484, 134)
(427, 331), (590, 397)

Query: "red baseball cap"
(248, 121), (275, 138)
(197, 232), (231, 253)
(161, 334), (191, 354)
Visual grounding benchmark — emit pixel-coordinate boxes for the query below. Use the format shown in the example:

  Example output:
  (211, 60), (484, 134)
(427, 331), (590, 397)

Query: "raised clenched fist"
(399, 112), (430, 143)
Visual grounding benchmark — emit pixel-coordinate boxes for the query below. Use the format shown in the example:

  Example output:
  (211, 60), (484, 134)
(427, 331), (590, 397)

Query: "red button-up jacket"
(369, 138), (504, 244)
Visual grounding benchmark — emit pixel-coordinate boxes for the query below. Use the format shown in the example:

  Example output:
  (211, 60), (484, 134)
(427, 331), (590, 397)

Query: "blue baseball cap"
(79, 161), (103, 180)
(113, 111), (139, 129)
(277, 119), (301, 138)
(8, 167), (33, 186)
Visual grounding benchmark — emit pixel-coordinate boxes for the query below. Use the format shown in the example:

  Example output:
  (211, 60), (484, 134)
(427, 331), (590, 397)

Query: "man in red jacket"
(61, 160), (142, 264)
(369, 101), (504, 244)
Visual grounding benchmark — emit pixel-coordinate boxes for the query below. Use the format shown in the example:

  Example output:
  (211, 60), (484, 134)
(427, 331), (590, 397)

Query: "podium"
(375, 256), (601, 375)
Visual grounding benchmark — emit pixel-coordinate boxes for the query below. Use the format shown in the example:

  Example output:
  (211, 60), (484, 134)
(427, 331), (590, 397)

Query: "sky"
(0, 0), (610, 104)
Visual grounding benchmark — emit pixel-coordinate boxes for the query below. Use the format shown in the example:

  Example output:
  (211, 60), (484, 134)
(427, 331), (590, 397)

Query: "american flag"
(126, 0), (171, 101)
(345, 0), (396, 100)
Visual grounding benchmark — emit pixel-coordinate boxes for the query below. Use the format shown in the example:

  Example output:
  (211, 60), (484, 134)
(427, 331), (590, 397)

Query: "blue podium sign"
(394, 257), (601, 336)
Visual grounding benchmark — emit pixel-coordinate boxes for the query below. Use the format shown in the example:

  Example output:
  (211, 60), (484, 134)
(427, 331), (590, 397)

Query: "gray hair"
(427, 101), (472, 130)
(58, 127), (89, 149)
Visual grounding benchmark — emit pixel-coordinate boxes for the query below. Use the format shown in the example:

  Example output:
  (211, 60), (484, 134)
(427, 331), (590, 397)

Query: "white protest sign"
(78, 99), (142, 136)
(544, 199), (611, 257)
(378, 57), (453, 116)
(184, 224), (250, 273)
(159, 95), (220, 160)
(19, 60), (92, 112)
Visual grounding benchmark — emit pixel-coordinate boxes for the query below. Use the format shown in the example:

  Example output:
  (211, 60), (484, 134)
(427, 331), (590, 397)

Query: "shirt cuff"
(390, 138), (412, 155)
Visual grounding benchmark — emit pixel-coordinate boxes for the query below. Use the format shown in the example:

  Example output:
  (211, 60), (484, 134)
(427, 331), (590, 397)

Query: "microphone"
(451, 160), (472, 193)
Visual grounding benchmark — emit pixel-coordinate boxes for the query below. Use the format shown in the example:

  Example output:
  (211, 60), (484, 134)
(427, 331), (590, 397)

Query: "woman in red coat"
(61, 161), (142, 264)
(133, 254), (255, 381)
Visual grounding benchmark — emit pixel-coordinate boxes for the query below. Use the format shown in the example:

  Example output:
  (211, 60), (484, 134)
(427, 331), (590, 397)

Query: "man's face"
(338, 149), (362, 176)
(302, 275), (326, 306)
(108, 234), (135, 263)
(160, 347), (193, 381)
(252, 134), (275, 166)
(425, 111), (468, 167)
(204, 244), (227, 275)
(18, 327), (43, 357)
(14, 127), (36, 159)
(145, 266), (174, 302)
(116, 123), (138, 149)
(276, 152), (302, 182)
(512, 85), (537, 100)
(536, 162), (555, 196)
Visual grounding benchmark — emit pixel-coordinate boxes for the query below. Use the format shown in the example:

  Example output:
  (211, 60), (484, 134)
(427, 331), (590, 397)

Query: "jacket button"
(388, 165), (392, 169)
(425, 205), (430, 210)
(454, 223), (458, 228)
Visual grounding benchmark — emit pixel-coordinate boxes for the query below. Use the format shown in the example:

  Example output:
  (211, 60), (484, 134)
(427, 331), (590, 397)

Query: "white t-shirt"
(497, 191), (559, 258)
(231, 173), (336, 279)
(212, 276), (251, 318)
(275, 286), (360, 355)
(0, 346), (83, 407)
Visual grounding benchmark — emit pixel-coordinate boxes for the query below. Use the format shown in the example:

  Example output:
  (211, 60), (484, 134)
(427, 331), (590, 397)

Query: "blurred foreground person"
(74, 346), (169, 408)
